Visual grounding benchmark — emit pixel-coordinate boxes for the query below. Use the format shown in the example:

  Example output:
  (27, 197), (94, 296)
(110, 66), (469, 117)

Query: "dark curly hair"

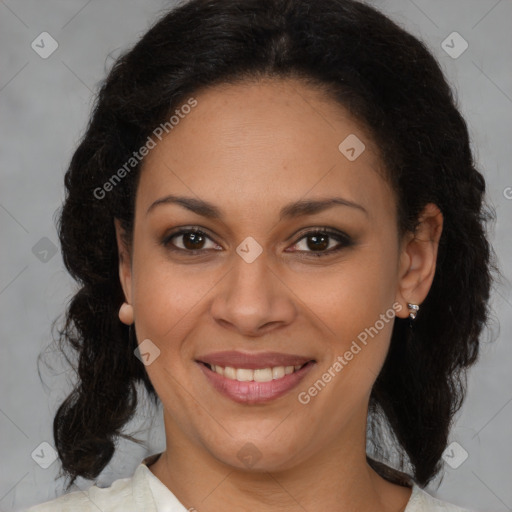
(47, 0), (497, 492)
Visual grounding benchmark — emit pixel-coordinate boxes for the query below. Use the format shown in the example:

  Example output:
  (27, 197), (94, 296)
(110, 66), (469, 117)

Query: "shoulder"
(406, 485), (476, 512)
(22, 464), (156, 512)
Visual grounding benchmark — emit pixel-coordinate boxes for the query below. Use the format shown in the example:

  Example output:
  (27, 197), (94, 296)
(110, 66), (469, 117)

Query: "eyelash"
(161, 226), (353, 258)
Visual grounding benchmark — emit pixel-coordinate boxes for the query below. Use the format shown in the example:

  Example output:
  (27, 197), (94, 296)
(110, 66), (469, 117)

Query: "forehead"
(136, 78), (393, 223)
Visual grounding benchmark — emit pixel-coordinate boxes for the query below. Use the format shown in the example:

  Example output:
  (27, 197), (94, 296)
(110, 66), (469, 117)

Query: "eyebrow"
(146, 194), (368, 220)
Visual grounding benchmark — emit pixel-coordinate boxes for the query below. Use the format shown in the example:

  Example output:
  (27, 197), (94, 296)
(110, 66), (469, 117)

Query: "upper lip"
(196, 351), (314, 369)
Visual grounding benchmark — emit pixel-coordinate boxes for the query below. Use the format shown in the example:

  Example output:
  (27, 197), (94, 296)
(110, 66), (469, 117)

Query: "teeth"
(223, 366), (236, 379)
(208, 363), (306, 382)
(236, 368), (254, 381)
(272, 366), (285, 379)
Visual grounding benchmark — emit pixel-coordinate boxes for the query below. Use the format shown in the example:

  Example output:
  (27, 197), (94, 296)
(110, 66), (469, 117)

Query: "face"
(115, 78), (440, 472)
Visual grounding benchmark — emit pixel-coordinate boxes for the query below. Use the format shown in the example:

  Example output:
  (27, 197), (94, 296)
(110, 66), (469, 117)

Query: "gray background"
(1, 0), (511, 510)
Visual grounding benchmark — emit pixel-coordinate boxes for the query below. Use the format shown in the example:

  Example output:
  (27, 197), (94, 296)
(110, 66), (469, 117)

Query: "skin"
(115, 77), (443, 512)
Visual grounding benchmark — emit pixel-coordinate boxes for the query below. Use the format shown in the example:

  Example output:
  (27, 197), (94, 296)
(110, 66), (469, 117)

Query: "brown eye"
(163, 228), (220, 253)
(304, 233), (330, 251)
(181, 232), (206, 250)
(287, 229), (353, 257)
(162, 227), (352, 258)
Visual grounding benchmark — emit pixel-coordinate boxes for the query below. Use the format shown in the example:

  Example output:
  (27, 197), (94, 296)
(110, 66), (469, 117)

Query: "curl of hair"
(51, 0), (496, 490)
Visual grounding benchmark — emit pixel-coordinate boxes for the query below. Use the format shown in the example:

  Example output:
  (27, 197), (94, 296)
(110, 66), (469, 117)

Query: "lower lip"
(196, 361), (315, 404)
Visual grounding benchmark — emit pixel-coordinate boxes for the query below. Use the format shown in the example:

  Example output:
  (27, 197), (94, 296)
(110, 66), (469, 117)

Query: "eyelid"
(286, 227), (353, 256)
(162, 226), (221, 252)
(290, 226), (351, 244)
(162, 226), (353, 256)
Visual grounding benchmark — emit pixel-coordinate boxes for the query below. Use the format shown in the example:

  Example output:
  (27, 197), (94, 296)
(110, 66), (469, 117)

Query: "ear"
(395, 203), (443, 319)
(114, 218), (133, 309)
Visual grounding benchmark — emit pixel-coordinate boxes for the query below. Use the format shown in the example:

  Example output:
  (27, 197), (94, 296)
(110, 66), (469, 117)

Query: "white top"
(22, 460), (475, 512)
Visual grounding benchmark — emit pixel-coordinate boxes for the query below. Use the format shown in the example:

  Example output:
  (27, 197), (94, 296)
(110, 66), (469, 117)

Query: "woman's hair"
(49, 0), (496, 491)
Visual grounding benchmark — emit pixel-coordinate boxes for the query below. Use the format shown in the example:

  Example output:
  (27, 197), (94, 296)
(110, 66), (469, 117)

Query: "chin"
(206, 436), (307, 473)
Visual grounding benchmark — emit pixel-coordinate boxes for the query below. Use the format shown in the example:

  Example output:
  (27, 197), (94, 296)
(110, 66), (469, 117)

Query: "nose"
(210, 248), (297, 337)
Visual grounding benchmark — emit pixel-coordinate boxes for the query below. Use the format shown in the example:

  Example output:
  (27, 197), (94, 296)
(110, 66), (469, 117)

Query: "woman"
(25, 0), (495, 510)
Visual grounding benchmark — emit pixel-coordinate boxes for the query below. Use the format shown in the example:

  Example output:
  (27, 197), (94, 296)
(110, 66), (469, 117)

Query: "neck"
(147, 415), (412, 512)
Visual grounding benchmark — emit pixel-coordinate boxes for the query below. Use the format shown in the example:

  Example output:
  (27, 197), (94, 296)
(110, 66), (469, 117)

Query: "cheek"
(301, 251), (396, 334)
(131, 225), (398, 358)
(130, 240), (202, 350)
(294, 256), (398, 422)
(300, 244), (398, 377)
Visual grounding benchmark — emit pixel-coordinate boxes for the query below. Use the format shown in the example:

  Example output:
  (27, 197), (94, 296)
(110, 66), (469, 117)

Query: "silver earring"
(407, 303), (420, 320)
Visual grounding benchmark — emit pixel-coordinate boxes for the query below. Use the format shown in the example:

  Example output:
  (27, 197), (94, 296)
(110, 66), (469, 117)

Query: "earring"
(119, 302), (134, 325)
(407, 303), (420, 320)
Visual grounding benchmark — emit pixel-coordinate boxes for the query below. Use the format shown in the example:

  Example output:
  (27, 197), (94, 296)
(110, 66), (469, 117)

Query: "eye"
(286, 228), (353, 257)
(162, 228), (220, 254)
(162, 226), (353, 257)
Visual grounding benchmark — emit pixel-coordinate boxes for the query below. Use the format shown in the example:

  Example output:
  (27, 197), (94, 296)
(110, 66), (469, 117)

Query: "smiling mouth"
(196, 359), (316, 404)
(199, 361), (312, 382)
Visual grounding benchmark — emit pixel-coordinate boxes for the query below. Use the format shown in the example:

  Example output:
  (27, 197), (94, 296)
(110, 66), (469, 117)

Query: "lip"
(196, 350), (314, 369)
(196, 359), (316, 404)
